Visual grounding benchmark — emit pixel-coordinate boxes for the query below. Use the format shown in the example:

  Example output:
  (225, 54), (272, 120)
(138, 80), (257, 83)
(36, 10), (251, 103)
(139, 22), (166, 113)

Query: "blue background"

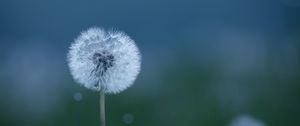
(0, 0), (300, 125)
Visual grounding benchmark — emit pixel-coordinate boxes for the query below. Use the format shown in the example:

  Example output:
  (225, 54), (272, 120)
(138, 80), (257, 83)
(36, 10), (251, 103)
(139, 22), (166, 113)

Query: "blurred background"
(0, 0), (300, 126)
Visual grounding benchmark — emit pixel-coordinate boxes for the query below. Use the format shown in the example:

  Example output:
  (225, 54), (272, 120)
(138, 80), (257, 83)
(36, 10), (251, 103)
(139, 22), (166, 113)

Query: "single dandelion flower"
(67, 27), (141, 126)
(229, 115), (266, 126)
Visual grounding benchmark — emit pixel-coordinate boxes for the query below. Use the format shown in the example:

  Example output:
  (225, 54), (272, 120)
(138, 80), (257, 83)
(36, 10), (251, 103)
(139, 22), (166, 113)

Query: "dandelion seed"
(73, 92), (83, 102)
(123, 113), (134, 124)
(68, 27), (141, 94)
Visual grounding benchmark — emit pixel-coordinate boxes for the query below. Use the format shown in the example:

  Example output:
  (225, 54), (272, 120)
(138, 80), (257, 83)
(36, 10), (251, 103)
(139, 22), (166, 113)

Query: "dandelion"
(67, 27), (141, 126)
(229, 115), (266, 126)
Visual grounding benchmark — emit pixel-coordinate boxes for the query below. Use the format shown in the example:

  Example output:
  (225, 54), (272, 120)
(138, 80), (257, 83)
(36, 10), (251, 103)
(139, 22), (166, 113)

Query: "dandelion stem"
(100, 87), (106, 126)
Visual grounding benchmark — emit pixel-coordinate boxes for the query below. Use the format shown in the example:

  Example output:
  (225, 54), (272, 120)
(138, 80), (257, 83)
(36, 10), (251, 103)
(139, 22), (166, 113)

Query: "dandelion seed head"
(68, 27), (141, 94)
(229, 115), (266, 126)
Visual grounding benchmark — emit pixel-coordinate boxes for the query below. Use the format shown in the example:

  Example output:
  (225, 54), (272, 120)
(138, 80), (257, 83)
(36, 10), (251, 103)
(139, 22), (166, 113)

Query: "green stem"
(100, 87), (106, 126)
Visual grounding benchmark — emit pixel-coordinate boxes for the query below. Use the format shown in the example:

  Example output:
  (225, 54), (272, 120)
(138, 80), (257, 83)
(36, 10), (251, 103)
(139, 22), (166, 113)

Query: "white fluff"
(68, 27), (141, 94)
(229, 115), (266, 126)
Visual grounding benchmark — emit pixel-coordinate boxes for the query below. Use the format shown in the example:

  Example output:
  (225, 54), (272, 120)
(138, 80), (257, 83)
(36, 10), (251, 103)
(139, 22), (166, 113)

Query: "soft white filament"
(68, 27), (141, 94)
(229, 115), (266, 126)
